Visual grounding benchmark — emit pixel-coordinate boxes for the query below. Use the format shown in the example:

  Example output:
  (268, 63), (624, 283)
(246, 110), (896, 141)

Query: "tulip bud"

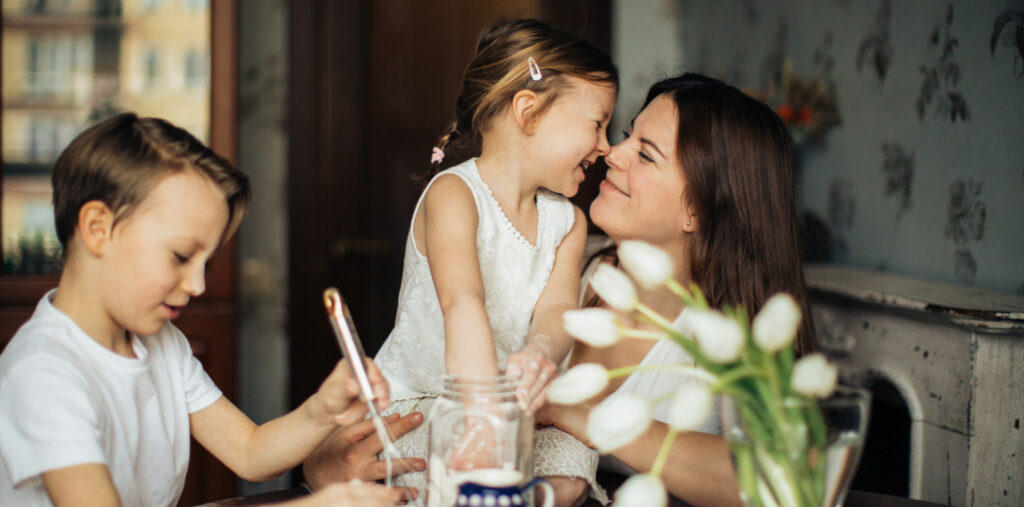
(752, 293), (801, 353)
(790, 353), (838, 398)
(564, 308), (622, 347)
(586, 394), (651, 453)
(681, 309), (745, 363)
(666, 383), (713, 431)
(590, 264), (638, 312)
(547, 363), (609, 404)
(618, 240), (674, 289)
(613, 473), (667, 507)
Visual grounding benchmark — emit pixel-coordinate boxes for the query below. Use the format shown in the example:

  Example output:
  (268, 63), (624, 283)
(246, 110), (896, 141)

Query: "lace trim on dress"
(471, 164), (544, 250)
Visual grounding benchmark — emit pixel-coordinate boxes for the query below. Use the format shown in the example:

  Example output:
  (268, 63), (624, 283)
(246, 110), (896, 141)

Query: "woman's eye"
(174, 253), (189, 264)
(638, 151), (655, 163)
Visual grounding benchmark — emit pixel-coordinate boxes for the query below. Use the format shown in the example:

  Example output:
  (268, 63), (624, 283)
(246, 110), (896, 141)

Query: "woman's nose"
(604, 141), (627, 171)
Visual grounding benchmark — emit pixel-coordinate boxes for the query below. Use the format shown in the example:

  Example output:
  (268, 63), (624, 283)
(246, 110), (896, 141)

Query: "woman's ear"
(78, 200), (115, 257)
(511, 89), (541, 134)
(682, 201), (698, 233)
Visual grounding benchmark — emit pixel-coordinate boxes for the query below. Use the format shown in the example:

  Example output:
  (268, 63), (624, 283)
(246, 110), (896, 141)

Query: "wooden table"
(199, 487), (947, 506)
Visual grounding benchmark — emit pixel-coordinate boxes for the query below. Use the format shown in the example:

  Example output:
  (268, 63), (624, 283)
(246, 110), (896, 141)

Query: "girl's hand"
(506, 342), (558, 416)
(316, 358), (390, 426)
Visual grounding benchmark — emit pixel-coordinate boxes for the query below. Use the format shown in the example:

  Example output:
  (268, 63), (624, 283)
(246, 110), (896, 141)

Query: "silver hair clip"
(528, 57), (543, 81)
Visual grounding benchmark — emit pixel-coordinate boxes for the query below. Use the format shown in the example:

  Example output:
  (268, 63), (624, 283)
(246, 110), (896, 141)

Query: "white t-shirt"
(0, 290), (222, 506)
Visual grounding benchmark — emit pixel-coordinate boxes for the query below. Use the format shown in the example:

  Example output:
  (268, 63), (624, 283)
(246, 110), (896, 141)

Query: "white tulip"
(563, 308), (622, 347)
(590, 264), (638, 312)
(613, 473), (667, 507)
(618, 240), (674, 289)
(586, 394), (651, 453)
(752, 293), (801, 353)
(790, 353), (838, 398)
(681, 309), (745, 363)
(547, 363), (609, 404)
(666, 383), (714, 431)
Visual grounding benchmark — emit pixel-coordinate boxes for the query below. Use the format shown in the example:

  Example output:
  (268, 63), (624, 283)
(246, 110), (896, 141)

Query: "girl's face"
(591, 94), (692, 248)
(530, 76), (616, 197)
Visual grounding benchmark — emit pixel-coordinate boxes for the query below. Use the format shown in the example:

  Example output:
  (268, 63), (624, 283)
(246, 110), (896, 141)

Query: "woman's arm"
(538, 402), (741, 507)
(420, 174), (498, 377)
(508, 206), (588, 414)
(190, 359), (386, 482)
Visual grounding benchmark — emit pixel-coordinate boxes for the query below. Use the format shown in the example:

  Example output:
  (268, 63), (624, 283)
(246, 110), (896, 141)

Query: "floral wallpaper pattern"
(677, 0), (1024, 294)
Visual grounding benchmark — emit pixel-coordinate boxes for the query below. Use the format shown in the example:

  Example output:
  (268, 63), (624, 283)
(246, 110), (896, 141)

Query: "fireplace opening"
(851, 378), (911, 496)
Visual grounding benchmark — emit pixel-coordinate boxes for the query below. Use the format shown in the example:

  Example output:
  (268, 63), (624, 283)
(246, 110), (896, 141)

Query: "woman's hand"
(506, 343), (558, 416)
(278, 481), (404, 507)
(303, 412), (426, 492)
(315, 359), (390, 427)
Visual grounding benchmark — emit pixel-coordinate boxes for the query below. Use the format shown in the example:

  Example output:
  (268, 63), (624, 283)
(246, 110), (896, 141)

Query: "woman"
(537, 72), (816, 506)
(303, 73), (815, 506)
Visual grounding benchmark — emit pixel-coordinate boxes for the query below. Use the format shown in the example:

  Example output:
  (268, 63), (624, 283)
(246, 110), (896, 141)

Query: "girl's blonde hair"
(427, 18), (618, 178)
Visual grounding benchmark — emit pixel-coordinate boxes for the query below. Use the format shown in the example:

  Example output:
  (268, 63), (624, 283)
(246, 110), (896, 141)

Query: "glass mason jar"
(426, 374), (534, 507)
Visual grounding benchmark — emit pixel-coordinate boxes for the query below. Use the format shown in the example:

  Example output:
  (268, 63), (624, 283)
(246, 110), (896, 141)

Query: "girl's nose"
(596, 129), (611, 156)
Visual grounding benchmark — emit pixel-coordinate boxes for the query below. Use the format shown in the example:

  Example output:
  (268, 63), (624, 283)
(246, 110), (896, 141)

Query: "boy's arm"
(42, 464), (121, 507)
(190, 359), (383, 482)
(508, 206), (587, 414)
(422, 174), (498, 377)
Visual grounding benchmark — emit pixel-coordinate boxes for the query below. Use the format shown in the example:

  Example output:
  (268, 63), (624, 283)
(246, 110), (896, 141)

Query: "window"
(2, 0), (211, 275)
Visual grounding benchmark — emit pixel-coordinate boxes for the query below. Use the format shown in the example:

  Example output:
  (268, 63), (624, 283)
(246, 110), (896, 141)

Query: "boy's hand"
(506, 342), (557, 417)
(315, 358), (390, 426)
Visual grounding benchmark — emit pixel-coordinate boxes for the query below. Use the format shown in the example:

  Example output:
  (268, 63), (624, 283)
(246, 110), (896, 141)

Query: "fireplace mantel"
(805, 264), (1023, 506)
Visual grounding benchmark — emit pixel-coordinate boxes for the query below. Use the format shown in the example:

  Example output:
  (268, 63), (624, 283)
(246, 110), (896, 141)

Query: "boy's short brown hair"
(52, 112), (250, 249)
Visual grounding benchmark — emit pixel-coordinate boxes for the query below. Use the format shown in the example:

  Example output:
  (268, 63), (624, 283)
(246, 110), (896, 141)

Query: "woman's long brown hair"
(586, 74), (816, 355)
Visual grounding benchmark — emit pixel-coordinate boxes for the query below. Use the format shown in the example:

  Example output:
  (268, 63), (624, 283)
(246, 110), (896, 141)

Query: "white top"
(0, 290), (222, 506)
(376, 158), (577, 400)
(580, 237), (722, 433)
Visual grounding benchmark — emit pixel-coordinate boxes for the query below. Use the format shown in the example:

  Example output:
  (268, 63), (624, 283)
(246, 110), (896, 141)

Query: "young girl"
(372, 18), (617, 506)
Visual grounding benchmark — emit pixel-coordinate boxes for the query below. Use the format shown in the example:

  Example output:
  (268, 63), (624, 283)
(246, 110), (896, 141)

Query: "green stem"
(606, 364), (717, 384)
(620, 328), (667, 340)
(716, 365), (765, 387)
(635, 302), (677, 331)
(650, 427), (678, 478)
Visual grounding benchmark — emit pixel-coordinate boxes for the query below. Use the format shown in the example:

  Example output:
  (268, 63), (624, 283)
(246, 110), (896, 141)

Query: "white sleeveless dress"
(375, 159), (608, 503)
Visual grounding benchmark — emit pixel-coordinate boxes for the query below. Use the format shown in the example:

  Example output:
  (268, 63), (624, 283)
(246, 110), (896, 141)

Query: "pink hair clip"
(430, 147), (445, 164)
(528, 57), (542, 81)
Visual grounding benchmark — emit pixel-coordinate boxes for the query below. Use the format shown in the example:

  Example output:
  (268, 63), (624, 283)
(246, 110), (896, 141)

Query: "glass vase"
(721, 386), (871, 507)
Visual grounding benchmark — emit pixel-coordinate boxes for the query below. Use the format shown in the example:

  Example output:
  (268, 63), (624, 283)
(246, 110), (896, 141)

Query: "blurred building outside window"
(2, 0), (210, 275)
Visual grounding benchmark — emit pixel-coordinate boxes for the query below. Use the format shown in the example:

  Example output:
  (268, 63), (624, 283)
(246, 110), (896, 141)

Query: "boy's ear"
(78, 200), (115, 256)
(511, 89), (541, 135)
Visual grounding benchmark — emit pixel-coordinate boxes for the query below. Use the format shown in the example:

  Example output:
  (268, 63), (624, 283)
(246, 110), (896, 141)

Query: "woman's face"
(591, 94), (692, 249)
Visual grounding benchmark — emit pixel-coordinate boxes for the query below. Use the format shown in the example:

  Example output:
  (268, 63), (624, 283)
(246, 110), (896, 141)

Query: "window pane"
(2, 0), (210, 275)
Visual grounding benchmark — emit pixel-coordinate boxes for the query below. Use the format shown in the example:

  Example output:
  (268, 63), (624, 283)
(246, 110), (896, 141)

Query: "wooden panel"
(176, 302), (238, 506)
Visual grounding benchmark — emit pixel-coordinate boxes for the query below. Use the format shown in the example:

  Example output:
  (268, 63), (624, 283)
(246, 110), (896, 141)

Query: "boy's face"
(99, 169), (229, 337)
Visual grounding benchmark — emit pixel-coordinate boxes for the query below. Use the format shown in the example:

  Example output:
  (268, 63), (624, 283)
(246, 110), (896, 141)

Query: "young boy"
(0, 113), (399, 506)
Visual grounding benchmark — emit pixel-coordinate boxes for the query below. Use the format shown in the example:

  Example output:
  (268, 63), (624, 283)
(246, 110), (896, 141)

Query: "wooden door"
(287, 0), (611, 456)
